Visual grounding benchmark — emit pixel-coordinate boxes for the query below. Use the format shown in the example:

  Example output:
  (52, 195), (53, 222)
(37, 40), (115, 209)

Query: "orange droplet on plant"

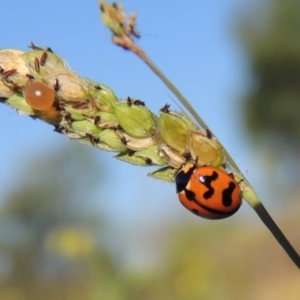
(24, 81), (55, 110)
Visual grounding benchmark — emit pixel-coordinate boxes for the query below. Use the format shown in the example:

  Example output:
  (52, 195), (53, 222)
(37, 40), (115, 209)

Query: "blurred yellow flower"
(45, 227), (95, 259)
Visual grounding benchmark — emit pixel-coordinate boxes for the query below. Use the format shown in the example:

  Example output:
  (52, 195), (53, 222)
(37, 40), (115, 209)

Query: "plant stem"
(241, 180), (300, 268)
(256, 202), (300, 268)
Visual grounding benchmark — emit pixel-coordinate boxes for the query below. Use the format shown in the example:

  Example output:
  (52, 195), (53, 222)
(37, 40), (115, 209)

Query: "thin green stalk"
(142, 53), (207, 130)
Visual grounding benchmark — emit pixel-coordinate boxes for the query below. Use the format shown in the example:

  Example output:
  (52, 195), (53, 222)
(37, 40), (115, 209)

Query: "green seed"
(85, 79), (118, 113)
(134, 145), (167, 166)
(188, 130), (225, 167)
(159, 110), (196, 152)
(114, 102), (155, 138)
(99, 129), (127, 152)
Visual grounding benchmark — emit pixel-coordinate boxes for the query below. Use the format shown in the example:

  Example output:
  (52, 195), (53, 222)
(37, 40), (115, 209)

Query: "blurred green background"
(1, 0), (300, 299)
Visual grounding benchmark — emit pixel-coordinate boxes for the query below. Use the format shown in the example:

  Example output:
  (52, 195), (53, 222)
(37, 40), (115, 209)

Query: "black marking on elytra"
(222, 182), (236, 207)
(191, 209), (200, 216)
(199, 171), (218, 199)
(184, 189), (196, 201)
(181, 189), (239, 216)
(175, 166), (196, 193)
(194, 197), (238, 216)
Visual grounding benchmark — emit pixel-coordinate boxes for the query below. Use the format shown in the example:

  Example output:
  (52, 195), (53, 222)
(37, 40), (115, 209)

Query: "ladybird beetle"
(175, 163), (242, 219)
(24, 81), (55, 110)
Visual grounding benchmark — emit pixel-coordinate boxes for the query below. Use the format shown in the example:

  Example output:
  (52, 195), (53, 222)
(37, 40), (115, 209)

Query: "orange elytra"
(175, 163), (242, 219)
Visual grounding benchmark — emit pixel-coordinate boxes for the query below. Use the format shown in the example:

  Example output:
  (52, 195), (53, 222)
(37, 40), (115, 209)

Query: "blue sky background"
(0, 0), (278, 267)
